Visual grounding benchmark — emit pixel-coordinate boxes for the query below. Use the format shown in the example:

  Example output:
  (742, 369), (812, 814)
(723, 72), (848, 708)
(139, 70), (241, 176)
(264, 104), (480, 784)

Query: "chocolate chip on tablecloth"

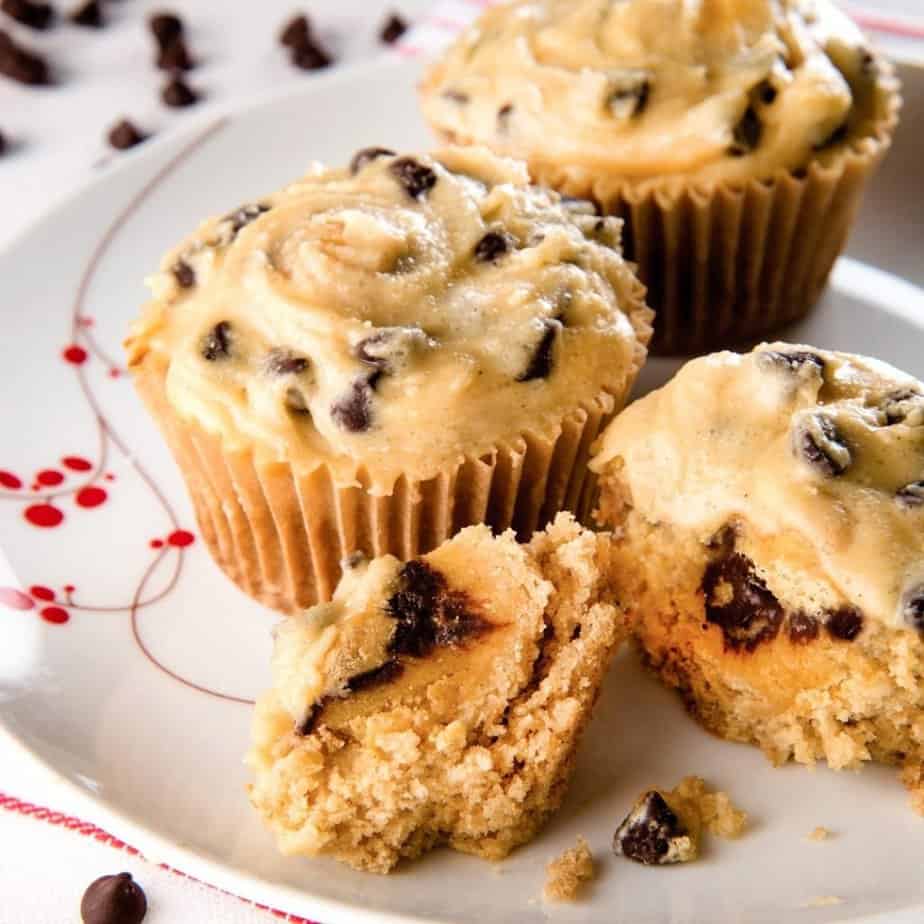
(1, 0), (53, 31)
(291, 38), (331, 71)
(157, 36), (194, 71)
(70, 0), (103, 28)
(380, 12), (407, 44)
(0, 129), (6, 155)
(162, 74), (199, 107)
(80, 872), (147, 924)
(107, 119), (147, 151)
(279, 12), (309, 48)
(148, 10), (182, 48)
(0, 32), (51, 84)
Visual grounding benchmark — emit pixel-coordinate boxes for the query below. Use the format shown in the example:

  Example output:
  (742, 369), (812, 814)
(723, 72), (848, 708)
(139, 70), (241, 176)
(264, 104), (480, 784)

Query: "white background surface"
(0, 2), (922, 923)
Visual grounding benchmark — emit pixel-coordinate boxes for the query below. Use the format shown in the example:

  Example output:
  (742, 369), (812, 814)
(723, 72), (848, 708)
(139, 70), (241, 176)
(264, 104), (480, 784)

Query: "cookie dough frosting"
(126, 146), (650, 491)
(421, 0), (892, 184)
(592, 343), (924, 630)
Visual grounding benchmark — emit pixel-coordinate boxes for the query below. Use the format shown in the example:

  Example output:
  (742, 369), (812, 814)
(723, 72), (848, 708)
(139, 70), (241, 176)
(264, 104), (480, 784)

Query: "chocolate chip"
(291, 38), (331, 71)
(149, 11), (183, 47)
(380, 12), (407, 44)
(474, 230), (511, 263)
(0, 129), (6, 156)
(70, 0), (103, 28)
(172, 259), (195, 288)
(225, 202), (269, 234)
(279, 13), (309, 48)
(517, 318), (561, 382)
(355, 326), (433, 376)
(613, 792), (690, 865)
(390, 157), (437, 200)
(157, 37), (194, 72)
(349, 146), (395, 175)
(441, 89), (469, 104)
(788, 611), (820, 644)
(860, 49), (877, 78)
(107, 119), (147, 151)
(607, 76), (650, 118)
(730, 105), (762, 155)
(297, 702), (323, 736)
(826, 605), (863, 641)
(795, 415), (851, 477)
(761, 349), (825, 374)
(1, 0), (53, 30)
(201, 321), (232, 361)
(162, 74), (199, 107)
(903, 587), (924, 633)
(0, 38), (50, 84)
(330, 378), (374, 432)
(497, 102), (513, 131)
(756, 79), (777, 105)
(346, 659), (404, 692)
(897, 482), (924, 509)
(881, 389), (924, 426)
(80, 872), (147, 924)
(386, 560), (488, 658)
(264, 348), (309, 376)
(701, 551), (783, 652)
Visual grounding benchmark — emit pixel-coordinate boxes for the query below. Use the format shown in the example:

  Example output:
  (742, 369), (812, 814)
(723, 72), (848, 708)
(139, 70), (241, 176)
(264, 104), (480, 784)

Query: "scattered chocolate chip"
(201, 321), (232, 361)
(761, 349), (825, 374)
(224, 202), (269, 234)
(881, 389), (924, 426)
(107, 119), (146, 151)
(897, 482), (924, 509)
(607, 76), (650, 118)
(755, 79), (777, 105)
(390, 156), (437, 200)
(380, 12), (407, 44)
(613, 791), (690, 865)
(497, 102), (513, 131)
(157, 37), (194, 72)
(795, 415), (851, 477)
(517, 318), (561, 382)
(826, 605), (863, 641)
(0, 37), (50, 84)
(701, 550), (783, 652)
(330, 378), (374, 432)
(291, 38), (331, 71)
(279, 13), (309, 48)
(297, 701), (323, 736)
(788, 611), (820, 644)
(172, 259), (195, 288)
(265, 347), (309, 376)
(70, 0), (103, 28)
(386, 559), (488, 658)
(903, 587), (924, 633)
(161, 74), (199, 107)
(474, 230), (511, 263)
(1, 0), (53, 30)
(149, 11), (182, 47)
(348, 146), (395, 175)
(355, 326), (432, 376)
(441, 88), (469, 104)
(80, 872), (147, 924)
(814, 121), (848, 151)
(346, 659), (404, 692)
(730, 105), (762, 155)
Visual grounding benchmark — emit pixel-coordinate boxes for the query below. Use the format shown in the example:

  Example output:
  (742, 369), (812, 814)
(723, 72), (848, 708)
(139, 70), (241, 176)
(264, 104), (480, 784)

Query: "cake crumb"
(804, 896), (844, 908)
(807, 826), (832, 842)
(543, 836), (595, 902)
(668, 776), (747, 839)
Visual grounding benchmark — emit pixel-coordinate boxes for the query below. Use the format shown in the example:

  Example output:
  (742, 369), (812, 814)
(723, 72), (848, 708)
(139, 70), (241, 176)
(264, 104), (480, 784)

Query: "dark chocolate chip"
(825, 605), (863, 641)
(761, 349), (825, 374)
(0, 129), (6, 156)
(162, 74), (199, 107)
(297, 702), (323, 736)
(157, 37), (194, 72)
(497, 102), (513, 131)
(349, 146), (395, 175)
(881, 389), (924, 425)
(441, 89), (469, 104)
(201, 321), (232, 361)
(1, 0), (53, 30)
(386, 559), (488, 659)
(380, 12), (407, 44)
(613, 791), (688, 865)
(149, 11), (183, 47)
(730, 105), (762, 155)
(474, 230), (511, 263)
(814, 121), (848, 151)
(788, 611), (820, 644)
(607, 77), (650, 118)
(80, 872), (147, 924)
(225, 202), (269, 234)
(389, 156), (437, 200)
(0, 39), (50, 85)
(701, 551), (783, 652)
(291, 38), (331, 71)
(70, 0), (103, 28)
(903, 587), (924, 633)
(172, 259), (195, 288)
(279, 13), (309, 48)
(330, 378), (374, 432)
(107, 119), (147, 151)
(265, 348), (309, 376)
(755, 79), (777, 105)
(517, 318), (561, 382)
(796, 415), (851, 477)
(346, 659), (404, 692)
(860, 49), (877, 78)
(897, 482), (924, 509)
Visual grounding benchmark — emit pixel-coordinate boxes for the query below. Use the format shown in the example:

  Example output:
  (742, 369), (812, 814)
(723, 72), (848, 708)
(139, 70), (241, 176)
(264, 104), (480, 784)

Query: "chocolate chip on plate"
(380, 12), (407, 44)
(161, 74), (199, 107)
(0, 129), (7, 155)
(825, 605), (863, 642)
(349, 146), (395, 175)
(265, 347), (309, 376)
(172, 259), (195, 288)
(279, 13), (310, 48)
(330, 378), (375, 432)
(794, 414), (851, 477)
(1, 0), (53, 30)
(291, 36), (331, 71)
(389, 156), (437, 200)
(613, 791), (692, 865)
(474, 230), (511, 263)
(224, 202), (269, 234)
(903, 587), (924, 633)
(897, 481), (924, 509)
(201, 321), (232, 361)
(0, 36), (51, 84)
(730, 105), (762, 155)
(107, 119), (147, 150)
(157, 37), (194, 71)
(80, 872), (147, 924)
(70, 0), (103, 28)
(148, 11), (182, 47)
(517, 318), (561, 382)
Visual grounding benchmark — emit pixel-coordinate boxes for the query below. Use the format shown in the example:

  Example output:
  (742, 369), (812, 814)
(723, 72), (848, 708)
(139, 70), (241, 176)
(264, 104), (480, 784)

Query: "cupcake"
(590, 343), (924, 809)
(247, 514), (625, 872)
(420, 0), (900, 354)
(126, 146), (651, 612)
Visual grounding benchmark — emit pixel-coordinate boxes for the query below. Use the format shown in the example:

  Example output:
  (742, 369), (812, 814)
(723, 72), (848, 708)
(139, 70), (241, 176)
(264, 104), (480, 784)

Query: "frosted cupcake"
(420, 0), (900, 354)
(126, 146), (651, 612)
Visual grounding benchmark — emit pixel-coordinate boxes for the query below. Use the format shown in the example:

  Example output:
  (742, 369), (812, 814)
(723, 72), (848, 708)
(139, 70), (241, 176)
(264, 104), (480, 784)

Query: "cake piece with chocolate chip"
(247, 514), (625, 872)
(592, 342), (924, 812)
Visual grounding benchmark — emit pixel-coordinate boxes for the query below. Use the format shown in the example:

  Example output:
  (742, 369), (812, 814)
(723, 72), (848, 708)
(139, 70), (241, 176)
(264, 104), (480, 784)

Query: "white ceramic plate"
(2, 56), (924, 924)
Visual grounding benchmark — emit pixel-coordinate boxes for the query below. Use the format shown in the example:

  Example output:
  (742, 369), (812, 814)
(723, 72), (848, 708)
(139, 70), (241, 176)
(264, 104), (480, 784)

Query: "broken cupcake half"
(591, 342), (924, 809)
(246, 513), (624, 873)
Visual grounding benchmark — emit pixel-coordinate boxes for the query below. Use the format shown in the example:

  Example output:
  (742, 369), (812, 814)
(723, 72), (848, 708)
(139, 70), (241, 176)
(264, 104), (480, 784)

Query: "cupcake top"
(420, 0), (895, 186)
(126, 146), (651, 491)
(591, 343), (924, 631)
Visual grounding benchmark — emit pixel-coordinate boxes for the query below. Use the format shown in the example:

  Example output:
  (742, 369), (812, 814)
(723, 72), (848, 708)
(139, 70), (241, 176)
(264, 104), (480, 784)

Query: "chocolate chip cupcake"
(126, 146), (651, 612)
(420, 0), (900, 354)
(247, 514), (624, 872)
(591, 343), (924, 808)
